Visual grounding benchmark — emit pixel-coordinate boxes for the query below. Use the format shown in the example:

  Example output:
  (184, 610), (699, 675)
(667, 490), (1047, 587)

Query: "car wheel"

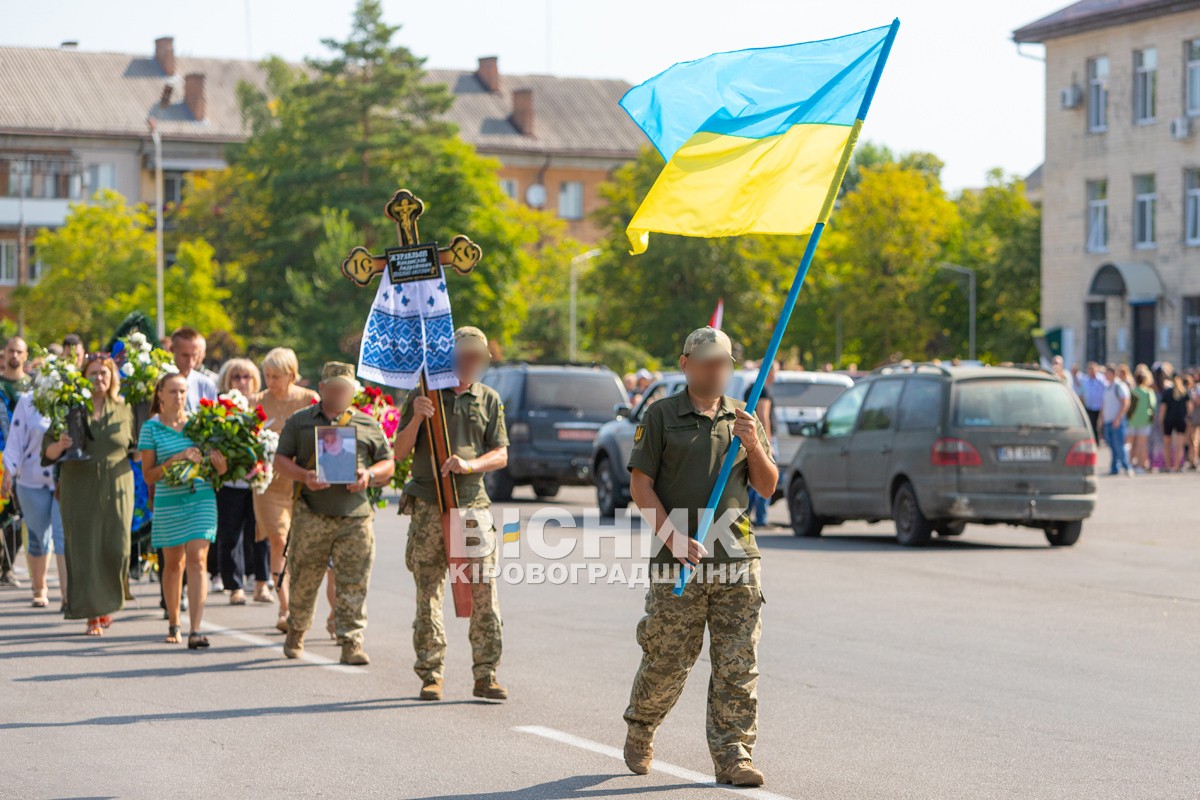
(935, 521), (966, 537)
(595, 456), (620, 518)
(788, 477), (824, 537)
(893, 481), (933, 546)
(1044, 520), (1083, 547)
(485, 468), (515, 502)
(533, 480), (560, 499)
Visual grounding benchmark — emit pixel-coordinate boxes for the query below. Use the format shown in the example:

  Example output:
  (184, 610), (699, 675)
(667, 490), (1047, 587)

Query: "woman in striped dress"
(139, 372), (227, 649)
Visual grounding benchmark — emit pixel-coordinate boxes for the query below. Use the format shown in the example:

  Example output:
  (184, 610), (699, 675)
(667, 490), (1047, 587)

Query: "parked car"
(770, 370), (853, 466)
(591, 369), (761, 517)
(782, 363), (1097, 547)
(481, 363), (627, 500)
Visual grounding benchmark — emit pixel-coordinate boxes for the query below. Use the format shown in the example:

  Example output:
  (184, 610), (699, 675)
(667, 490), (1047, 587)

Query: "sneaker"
(210, 576), (225, 593)
(0, 570), (23, 588)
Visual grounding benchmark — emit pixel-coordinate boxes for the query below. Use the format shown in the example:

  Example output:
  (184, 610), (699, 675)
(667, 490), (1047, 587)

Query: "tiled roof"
(0, 44), (646, 158)
(425, 69), (645, 158)
(1013, 0), (1200, 42)
(0, 46), (266, 141)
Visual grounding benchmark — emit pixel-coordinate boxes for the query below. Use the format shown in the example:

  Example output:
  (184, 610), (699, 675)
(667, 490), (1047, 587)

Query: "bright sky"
(2, 0), (1062, 191)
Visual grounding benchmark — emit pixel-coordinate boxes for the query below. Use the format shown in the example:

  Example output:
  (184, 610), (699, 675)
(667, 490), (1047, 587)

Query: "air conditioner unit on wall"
(1060, 85), (1083, 109)
(1170, 117), (1192, 140)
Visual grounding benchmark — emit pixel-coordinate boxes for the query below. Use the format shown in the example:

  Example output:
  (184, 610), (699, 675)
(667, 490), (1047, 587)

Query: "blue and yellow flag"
(620, 23), (897, 254)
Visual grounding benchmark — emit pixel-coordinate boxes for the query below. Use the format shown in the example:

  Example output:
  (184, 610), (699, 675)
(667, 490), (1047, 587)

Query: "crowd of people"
(0, 328), (361, 652)
(1057, 357), (1200, 475)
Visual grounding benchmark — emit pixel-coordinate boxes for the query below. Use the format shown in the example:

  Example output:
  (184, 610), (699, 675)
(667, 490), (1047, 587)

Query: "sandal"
(98, 614), (113, 629)
(327, 615), (336, 640)
(275, 615), (289, 633)
(85, 618), (103, 636)
(187, 631), (210, 650)
(31, 595), (48, 608)
(165, 625), (181, 644)
(253, 584), (274, 603)
(229, 589), (247, 606)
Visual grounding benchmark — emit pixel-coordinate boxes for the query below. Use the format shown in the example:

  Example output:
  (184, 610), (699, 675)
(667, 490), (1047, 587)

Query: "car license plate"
(996, 445), (1052, 462)
(557, 428), (595, 441)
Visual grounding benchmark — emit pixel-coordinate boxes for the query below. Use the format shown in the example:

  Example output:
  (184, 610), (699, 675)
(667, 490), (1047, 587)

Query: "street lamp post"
(148, 119), (166, 342)
(937, 261), (976, 361)
(569, 248), (601, 361)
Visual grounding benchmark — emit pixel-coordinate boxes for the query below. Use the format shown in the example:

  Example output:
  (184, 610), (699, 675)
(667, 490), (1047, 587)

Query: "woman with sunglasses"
(43, 353), (137, 636)
(215, 359), (271, 605)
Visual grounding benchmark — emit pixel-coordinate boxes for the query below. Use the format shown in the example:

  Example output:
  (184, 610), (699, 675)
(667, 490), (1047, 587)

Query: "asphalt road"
(1, 476), (1198, 800)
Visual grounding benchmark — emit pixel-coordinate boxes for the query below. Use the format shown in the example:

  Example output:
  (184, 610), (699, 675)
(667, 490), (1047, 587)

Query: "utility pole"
(938, 261), (976, 361)
(148, 119), (166, 342)
(568, 248), (601, 361)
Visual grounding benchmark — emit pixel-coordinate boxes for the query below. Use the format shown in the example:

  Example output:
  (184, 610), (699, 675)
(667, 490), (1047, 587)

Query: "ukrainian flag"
(621, 22), (898, 254)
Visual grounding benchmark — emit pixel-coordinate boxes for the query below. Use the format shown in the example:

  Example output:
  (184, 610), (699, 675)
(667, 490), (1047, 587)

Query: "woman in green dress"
(43, 354), (136, 637)
(139, 372), (227, 649)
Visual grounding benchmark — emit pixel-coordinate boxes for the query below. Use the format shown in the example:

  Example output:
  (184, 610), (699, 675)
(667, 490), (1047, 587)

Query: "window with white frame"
(1186, 169), (1200, 246)
(86, 163), (116, 195)
(558, 180), (584, 220)
(1134, 174), (1157, 248)
(1087, 56), (1108, 132)
(499, 178), (518, 200)
(0, 242), (17, 286)
(1133, 48), (1157, 123)
(1086, 179), (1108, 252)
(162, 170), (185, 209)
(1189, 40), (1200, 117)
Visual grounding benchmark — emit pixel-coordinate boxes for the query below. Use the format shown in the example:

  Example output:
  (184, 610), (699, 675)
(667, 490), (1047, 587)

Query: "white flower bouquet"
(116, 332), (177, 406)
(31, 356), (93, 437)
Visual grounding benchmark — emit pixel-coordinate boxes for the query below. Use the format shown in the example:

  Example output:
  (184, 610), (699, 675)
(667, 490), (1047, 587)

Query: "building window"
(1087, 56), (1108, 132)
(1188, 39), (1200, 117)
(499, 178), (518, 200)
(1186, 297), (1200, 367)
(1187, 170), (1200, 246)
(86, 163), (116, 195)
(558, 180), (584, 220)
(27, 245), (44, 284)
(162, 170), (186, 210)
(0, 242), (17, 286)
(1086, 301), (1107, 364)
(1133, 48), (1157, 124)
(1133, 174), (1156, 248)
(1086, 179), (1108, 252)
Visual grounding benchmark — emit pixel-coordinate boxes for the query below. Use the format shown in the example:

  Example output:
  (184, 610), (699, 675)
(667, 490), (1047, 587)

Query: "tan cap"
(455, 326), (490, 357)
(320, 361), (358, 388)
(682, 326), (734, 362)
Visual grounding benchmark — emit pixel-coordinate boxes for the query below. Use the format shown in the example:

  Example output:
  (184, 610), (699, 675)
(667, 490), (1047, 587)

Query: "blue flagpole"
(674, 17), (899, 596)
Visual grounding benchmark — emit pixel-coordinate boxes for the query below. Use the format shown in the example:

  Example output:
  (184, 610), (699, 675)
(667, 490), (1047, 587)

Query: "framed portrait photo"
(315, 425), (358, 484)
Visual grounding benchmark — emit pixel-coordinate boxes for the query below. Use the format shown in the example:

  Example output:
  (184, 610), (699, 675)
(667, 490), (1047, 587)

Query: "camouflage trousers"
(623, 559), (763, 772)
(286, 500), (375, 646)
(406, 497), (502, 682)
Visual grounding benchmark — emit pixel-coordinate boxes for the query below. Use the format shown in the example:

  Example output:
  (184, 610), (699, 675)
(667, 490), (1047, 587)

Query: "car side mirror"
(614, 403), (632, 420)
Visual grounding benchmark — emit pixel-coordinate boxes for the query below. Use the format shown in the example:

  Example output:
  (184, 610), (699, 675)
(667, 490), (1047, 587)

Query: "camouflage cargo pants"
(286, 500), (375, 646)
(623, 559), (764, 772)
(406, 497), (502, 682)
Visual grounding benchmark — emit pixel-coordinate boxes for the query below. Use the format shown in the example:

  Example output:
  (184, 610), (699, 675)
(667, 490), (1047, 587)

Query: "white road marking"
(513, 725), (794, 800)
(201, 622), (362, 675)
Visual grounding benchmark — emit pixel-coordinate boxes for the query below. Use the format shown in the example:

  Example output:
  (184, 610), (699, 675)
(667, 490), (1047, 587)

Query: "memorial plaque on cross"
(342, 189), (481, 617)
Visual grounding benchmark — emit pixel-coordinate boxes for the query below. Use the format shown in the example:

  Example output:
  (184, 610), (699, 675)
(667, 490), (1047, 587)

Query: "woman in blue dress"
(139, 372), (227, 649)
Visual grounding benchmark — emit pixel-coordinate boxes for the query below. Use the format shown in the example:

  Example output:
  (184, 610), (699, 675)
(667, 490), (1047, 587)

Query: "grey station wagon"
(783, 364), (1098, 547)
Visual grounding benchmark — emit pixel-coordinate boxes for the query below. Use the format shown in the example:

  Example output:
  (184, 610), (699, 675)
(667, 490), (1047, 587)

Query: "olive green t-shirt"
(627, 389), (771, 564)
(276, 403), (392, 518)
(398, 382), (509, 509)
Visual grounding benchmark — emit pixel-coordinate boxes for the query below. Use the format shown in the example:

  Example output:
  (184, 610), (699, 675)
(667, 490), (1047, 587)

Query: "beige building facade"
(1016, 0), (1200, 368)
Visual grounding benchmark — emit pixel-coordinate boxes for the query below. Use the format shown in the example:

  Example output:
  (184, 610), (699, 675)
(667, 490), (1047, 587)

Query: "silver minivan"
(783, 364), (1098, 546)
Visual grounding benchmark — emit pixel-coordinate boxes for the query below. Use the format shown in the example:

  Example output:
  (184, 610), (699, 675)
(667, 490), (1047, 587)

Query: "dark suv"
(784, 364), (1097, 547)
(481, 363), (627, 500)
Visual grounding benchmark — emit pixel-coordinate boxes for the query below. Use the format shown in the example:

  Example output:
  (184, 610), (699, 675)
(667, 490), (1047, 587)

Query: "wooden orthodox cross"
(342, 189), (482, 618)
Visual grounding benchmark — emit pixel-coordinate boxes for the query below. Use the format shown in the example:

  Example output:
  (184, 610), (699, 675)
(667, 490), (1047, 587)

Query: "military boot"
(623, 734), (653, 775)
(419, 678), (443, 701)
(715, 760), (765, 787)
(472, 677), (508, 700)
(340, 640), (370, 666)
(283, 629), (305, 659)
